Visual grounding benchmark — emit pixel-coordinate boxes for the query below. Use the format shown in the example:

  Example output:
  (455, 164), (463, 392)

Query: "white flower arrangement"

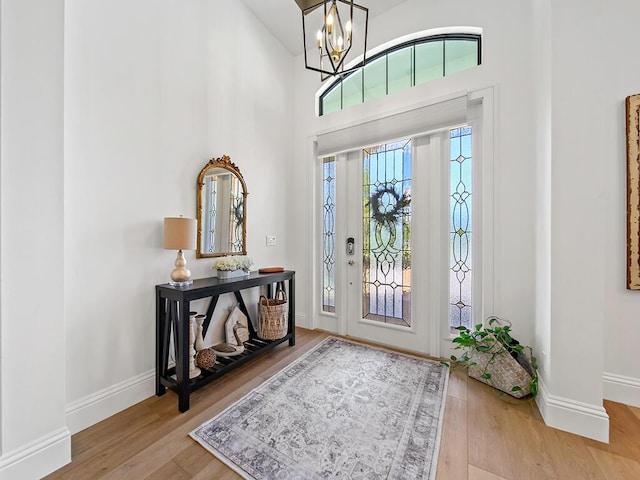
(211, 255), (253, 272)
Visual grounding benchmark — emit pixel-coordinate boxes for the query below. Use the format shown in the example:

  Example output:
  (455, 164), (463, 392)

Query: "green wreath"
(369, 186), (411, 226)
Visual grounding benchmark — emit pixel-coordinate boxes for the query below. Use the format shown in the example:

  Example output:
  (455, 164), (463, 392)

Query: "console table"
(155, 270), (295, 412)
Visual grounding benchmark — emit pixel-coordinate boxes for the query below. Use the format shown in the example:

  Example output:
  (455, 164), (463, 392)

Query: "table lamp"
(163, 216), (197, 286)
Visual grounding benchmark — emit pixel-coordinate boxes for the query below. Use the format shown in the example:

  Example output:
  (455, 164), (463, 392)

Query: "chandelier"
(295, 0), (369, 80)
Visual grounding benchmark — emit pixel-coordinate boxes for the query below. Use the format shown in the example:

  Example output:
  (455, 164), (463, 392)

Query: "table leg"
(288, 277), (296, 346)
(177, 300), (191, 412)
(156, 291), (166, 396)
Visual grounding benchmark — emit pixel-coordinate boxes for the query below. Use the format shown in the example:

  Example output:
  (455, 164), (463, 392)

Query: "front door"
(344, 138), (431, 352)
(318, 128), (475, 356)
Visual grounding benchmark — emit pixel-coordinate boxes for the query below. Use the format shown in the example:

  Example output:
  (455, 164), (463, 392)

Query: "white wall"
(570, 1), (640, 407)
(291, 0), (537, 346)
(531, 0), (640, 442)
(64, 0), (293, 433)
(533, 0), (610, 441)
(0, 0), (71, 478)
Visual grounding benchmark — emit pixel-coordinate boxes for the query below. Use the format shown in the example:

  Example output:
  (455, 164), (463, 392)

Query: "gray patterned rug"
(190, 337), (448, 479)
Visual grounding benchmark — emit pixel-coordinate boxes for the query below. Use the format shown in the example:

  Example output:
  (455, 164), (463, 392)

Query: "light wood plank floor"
(45, 328), (640, 479)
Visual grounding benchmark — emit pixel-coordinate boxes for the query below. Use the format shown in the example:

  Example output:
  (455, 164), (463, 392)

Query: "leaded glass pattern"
(450, 127), (472, 331)
(323, 157), (336, 313)
(229, 177), (243, 252)
(362, 140), (412, 327)
(206, 177), (217, 253)
(320, 34), (481, 116)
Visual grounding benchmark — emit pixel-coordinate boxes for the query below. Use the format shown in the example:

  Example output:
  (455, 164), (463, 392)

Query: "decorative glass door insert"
(449, 127), (473, 331)
(322, 157), (336, 313)
(362, 140), (412, 327)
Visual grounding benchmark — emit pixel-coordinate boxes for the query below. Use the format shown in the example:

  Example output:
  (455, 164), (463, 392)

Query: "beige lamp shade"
(163, 217), (197, 250)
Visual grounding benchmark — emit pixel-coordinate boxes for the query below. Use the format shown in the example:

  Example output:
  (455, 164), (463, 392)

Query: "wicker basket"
(467, 333), (534, 398)
(258, 290), (288, 340)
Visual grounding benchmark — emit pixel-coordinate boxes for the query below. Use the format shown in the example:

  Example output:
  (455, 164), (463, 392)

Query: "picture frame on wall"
(626, 93), (640, 290)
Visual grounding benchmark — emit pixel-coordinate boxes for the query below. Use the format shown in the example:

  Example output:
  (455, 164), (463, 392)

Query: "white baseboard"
(535, 377), (609, 443)
(0, 427), (71, 480)
(65, 369), (155, 434)
(603, 372), (640, 407)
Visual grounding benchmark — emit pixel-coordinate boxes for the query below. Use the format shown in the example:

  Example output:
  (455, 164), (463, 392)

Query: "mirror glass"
(196, 155), (247, 258)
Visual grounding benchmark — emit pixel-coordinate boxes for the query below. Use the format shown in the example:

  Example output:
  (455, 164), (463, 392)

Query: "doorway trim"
(310, 87), (495, 358)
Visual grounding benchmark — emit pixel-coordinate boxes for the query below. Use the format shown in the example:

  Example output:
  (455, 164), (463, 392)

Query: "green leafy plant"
(443, 316), (538, 397)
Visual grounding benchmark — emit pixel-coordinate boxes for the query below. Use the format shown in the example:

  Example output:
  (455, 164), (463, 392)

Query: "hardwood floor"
(45, 328), (640, 479)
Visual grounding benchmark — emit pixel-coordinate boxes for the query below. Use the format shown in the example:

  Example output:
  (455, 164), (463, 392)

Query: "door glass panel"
(228, 176), (244, 252)
(322, 81), (342, 115)
(206, 174), (243, 253)
(322, 157), (337, 313)
(204, 176), (217, 253)
(363, 55), (387, 102)
(444, 39), (478, 76)
(387, 48), (413, 94)
(415, 40), (444, 85)
(450, 127), (473, 331)
(362, 140), (412, 327)
(342, 70), (363, 109)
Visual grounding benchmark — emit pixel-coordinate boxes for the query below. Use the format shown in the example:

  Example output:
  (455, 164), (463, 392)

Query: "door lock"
(348, 260), (354, 266)
(347, 237), (355, 256)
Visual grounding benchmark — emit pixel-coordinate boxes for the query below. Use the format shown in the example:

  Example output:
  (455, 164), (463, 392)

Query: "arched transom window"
(319, 33), (481, 116)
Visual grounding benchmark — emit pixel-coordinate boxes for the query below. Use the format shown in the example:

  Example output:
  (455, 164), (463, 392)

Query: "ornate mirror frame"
(196, 155), (248, 258)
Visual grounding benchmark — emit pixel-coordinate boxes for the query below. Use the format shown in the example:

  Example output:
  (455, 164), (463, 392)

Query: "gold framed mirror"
(196, 155), (248, 258)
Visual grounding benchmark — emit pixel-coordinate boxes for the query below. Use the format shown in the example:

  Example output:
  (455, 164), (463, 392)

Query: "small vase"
(217, 269), (250, 279)
(194, 314), (206, 352)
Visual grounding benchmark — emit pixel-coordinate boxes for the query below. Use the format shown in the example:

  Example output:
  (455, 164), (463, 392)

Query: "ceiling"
(239, 0), (408, 56)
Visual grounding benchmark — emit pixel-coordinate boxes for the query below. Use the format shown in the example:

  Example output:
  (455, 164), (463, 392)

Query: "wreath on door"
(369, 186), (411, 226)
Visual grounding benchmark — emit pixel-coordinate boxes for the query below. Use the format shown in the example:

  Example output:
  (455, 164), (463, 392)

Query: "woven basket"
(467, 333), (534, 398)
(258, 290), (288, 340)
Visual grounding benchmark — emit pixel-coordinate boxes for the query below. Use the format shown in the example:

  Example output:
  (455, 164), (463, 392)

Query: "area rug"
(190, 337), (449, 479)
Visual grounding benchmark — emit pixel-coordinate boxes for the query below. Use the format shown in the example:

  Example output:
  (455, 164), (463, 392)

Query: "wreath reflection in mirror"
(369, 185), (411, 227)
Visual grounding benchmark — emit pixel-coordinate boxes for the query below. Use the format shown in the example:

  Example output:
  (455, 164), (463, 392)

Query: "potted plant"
(445, 317), (538, 398)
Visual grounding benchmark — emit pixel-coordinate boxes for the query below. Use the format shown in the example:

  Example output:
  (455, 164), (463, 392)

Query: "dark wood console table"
(155, 270), (295, 412)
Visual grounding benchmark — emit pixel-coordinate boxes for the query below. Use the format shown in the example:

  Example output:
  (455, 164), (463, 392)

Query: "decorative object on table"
(188, 313), (201, 379)
(196, 155), (248, 259)
(196, 347), (217, 369)
(191, 337), (448, 479)
(211, 255), (253, 279)
(626, 93), (640, 290)
(257, 290), (288, 340)
(210, 339), (244, 357)
(445, 316), (538, 398)
(194, 314), (206, 352)
(224, 306), (249, 346)
(258, 266), (285, 273)
(211, 309), (248, 358)
(294, 0), (369, 81)
(163, 216), (197, 286)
